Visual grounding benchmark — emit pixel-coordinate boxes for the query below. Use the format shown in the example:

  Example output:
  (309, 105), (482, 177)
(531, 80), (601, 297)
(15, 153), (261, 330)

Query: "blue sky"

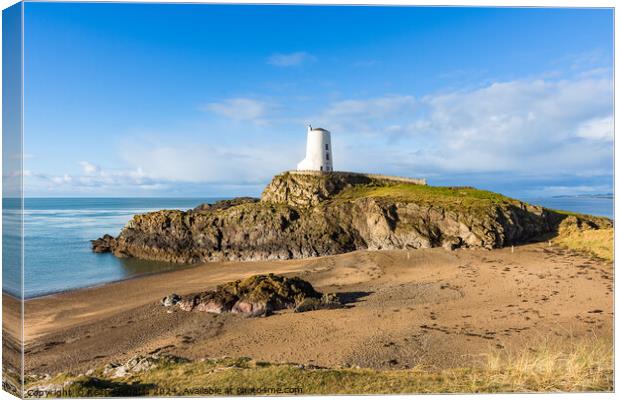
(22, 4), (613, 198)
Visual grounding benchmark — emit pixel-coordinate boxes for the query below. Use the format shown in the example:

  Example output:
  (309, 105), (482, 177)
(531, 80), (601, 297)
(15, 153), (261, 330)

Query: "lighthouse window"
(326, 152), (330, 160)
(325, 144), (329, 150)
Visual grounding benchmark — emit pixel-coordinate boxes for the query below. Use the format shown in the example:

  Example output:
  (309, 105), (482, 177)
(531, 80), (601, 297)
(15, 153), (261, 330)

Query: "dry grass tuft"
(554, 215), (613, 261)
(482, 336), (613, 392)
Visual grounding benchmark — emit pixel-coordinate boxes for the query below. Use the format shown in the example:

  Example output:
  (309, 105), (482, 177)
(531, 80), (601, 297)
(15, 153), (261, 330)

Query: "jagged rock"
(177, 297), (196, 312)
(90, 234), (117, 253)
(103, 354), (187, 378)
(194, 197), (259, 212)
(160, 293), (181, 307)
(26, 382), (68, 395)
(558, 214), (610, 235)
(193, 203), (212, 211)
(93, 171), (613, 263)
(26, 373), (51, 381)
(294, 293), (342, 313)
(231, 300), (272, 317)
(262, 171), (426, 208)
(168, 274), (332, 317)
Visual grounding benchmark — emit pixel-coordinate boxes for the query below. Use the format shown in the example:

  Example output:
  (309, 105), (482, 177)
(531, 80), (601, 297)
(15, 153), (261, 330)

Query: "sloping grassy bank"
(553, 215), (613, 261)
(27, 337), (612, 397)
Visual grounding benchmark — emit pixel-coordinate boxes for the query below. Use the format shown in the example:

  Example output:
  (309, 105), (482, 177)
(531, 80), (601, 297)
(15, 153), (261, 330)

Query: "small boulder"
(192, 203), (212, 212)
(168, 274), (333, 317)
(103, 354), (187, 378)
(91, 234), (117, 253)
(231, 300), (272, 317)
(294, 293), (342, 313)
(177, 296), (197, 312)
(161, 294), (181, 307)
(194, 291), (237, 314)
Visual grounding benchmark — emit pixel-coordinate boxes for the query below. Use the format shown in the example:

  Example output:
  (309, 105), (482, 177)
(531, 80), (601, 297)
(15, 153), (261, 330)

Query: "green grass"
(29, 338), (612, 397)
(331, 183), (513, 210)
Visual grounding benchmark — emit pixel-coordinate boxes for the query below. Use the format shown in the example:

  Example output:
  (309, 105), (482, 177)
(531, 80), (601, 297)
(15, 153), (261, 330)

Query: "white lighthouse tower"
(296, 125), (333, 172)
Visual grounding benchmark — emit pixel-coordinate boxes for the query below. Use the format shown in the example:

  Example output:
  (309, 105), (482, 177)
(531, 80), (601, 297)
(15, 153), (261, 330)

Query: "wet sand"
(11, 243), (613, 375)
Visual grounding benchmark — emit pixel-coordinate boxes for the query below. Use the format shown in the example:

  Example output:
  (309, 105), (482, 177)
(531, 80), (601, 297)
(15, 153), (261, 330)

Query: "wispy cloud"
(318, 75), (612, 195)
(575, 116), (613, 141)
(79, 161), (100, 175)
(24, 165), (158, 195)
(267, 51), (315, 67)
(310, 95), (416, 135)
(201, 98), (271, 124)
(25, 72), (613, 198)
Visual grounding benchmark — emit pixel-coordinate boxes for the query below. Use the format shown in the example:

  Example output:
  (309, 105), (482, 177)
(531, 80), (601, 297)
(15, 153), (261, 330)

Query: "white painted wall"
(297, 126), (333, 172)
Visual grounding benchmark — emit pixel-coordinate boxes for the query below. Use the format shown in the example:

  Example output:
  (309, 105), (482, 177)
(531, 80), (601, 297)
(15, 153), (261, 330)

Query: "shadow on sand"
(336, 291), (373, 307)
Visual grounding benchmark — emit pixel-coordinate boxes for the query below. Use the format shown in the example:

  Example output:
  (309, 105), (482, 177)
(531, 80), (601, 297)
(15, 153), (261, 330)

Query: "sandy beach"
(8, 242), (611, 378)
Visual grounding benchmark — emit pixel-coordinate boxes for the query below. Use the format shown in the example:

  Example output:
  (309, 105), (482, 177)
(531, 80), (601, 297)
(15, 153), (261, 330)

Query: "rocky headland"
(92, 171), (612, 264)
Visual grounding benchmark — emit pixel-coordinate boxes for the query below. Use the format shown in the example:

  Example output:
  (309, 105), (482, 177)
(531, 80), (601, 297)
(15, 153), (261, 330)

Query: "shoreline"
(20, 253), (321, 341)
(17, 262), (201, 301)
(20, 251), (344, 301)
(17, 194), (613, 300)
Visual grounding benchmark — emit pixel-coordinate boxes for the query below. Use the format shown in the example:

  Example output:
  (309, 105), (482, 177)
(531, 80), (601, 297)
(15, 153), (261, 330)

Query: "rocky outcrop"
(162, 274), (341, 317)
(193, 197), (259, 212)
(262, 171), (426, 208)
(91, 234), (117, 253)
(103, 355), (188, 379)
(92, 171), (612, 264)
(557, 214), (612, 236)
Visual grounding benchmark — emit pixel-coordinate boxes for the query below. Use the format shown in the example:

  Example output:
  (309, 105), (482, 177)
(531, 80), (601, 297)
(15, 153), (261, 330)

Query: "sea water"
(8, 198), (221, 298)
(523, 196), (613, 219)
(2, 195), (614, 299)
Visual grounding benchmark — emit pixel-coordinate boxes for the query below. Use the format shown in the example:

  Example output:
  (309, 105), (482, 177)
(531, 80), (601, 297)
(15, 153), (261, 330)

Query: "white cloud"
(202, 98), (270, 124)
(267, 52), (315, 67)
(576, 116), (613, 141)
(118, 142), (295, 184)
(79, 161), (100, 175)
(311, 95), (416, 135)
(325, 95), (415, 118)
(25, 137), (300, 196)
(25, 74), (612, 197)
(51, 174), (72, 184)
(321, 77), (612, 188)
(24, 159), (169, 195)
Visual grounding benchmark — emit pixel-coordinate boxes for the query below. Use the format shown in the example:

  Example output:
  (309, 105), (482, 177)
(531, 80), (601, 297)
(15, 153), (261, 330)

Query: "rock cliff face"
(96, 172), (612, 264)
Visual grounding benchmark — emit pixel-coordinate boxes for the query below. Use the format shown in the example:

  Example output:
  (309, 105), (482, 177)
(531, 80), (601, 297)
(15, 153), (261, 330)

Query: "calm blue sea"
(4, 198), (222, 298)
(1, 195), (614, 299)
(522, 196), (614, 219)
